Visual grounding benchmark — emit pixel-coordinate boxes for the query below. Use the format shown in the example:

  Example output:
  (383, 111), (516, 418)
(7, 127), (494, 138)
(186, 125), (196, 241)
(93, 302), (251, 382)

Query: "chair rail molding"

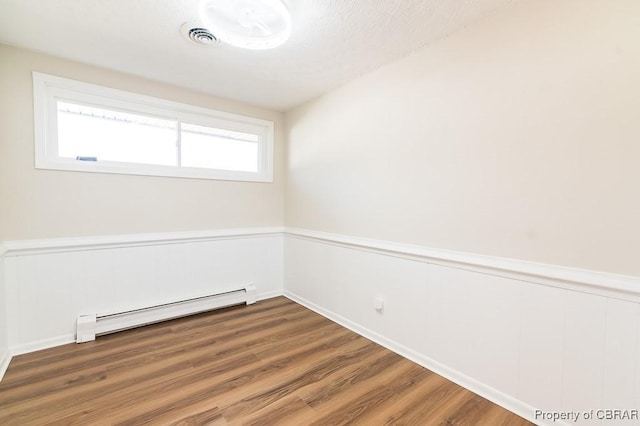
(2, 227), (285, 257)
(284, 228), (640, 303)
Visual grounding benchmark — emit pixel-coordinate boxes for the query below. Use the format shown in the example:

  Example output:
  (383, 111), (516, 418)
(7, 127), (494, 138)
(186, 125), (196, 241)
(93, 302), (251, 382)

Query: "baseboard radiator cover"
(76, 285), (257, 343)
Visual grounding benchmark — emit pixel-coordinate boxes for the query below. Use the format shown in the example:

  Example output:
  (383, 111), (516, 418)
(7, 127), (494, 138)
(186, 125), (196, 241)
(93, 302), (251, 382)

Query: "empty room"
(0, 0), (638, 424)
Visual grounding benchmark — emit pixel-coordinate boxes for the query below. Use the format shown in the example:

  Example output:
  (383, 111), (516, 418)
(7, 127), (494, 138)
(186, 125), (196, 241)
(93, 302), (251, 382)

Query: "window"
(33, 73), (274, 182)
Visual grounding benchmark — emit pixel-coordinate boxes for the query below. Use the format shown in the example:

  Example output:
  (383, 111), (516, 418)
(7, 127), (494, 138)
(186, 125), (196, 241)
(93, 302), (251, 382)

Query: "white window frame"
(33, 72), (274, 182)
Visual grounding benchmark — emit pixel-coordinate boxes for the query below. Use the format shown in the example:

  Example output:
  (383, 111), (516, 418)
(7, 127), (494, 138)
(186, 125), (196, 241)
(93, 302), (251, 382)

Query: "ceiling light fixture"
(198, 0), (292, 50)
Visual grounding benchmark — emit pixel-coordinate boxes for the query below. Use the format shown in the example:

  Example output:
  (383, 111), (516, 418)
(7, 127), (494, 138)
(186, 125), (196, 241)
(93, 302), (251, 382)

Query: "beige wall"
(0, 45), (284, 240)
(285, 0), (640, 276)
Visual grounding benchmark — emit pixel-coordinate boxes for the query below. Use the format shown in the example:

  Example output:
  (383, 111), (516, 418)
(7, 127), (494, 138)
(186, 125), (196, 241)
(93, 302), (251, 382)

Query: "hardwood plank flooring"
(0, 297), (532, 425)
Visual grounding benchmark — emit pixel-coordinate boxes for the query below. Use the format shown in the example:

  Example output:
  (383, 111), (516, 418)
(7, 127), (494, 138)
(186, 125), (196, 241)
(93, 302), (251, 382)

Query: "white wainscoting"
(0, 251), (9, 380)
(1, 228), (284, 358)
(0, 352), (8, 382)
(3, 225), (640, 424)
(284, 229), (640, 426)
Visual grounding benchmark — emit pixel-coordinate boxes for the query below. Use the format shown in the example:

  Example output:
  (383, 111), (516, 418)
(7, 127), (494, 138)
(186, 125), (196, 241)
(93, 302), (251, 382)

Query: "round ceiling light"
(198, 0), (292, 50)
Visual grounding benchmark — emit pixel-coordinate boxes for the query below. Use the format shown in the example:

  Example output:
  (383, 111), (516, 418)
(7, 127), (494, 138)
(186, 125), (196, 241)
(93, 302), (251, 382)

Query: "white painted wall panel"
(111, 246), (158, 314)
(35, 253), (74, 342)
(4, 233), (283, 354)
(79, 249), (116, 315)
(562, 291), (607, 425)
(453, 272), (521, 397)
(16, 256), (39, 347)
(0, 255), (8, 379)
(602, 299), (639, 424)
(636, 322), (640, 410)
(4, 257), (18, 350)
(418, 265), (470, 374)
(156, 244), (184, 303)
(518, 282), (566, 412)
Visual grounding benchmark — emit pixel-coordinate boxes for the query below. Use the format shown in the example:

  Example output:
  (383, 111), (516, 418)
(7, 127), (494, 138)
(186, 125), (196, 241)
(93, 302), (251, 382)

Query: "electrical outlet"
(373, 297), (384, 313)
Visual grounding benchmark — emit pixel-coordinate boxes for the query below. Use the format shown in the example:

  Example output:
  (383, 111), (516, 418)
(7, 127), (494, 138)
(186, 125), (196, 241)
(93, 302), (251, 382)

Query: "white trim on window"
(32, 72), (274, 182)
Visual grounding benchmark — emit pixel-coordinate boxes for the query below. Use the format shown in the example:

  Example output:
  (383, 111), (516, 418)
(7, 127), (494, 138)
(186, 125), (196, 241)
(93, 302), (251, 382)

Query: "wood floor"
(0, 297), (531, 425)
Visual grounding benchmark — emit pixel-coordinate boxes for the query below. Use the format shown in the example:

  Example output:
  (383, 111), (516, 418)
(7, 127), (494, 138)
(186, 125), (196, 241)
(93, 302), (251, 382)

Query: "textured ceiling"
(0, 0), (516, 111)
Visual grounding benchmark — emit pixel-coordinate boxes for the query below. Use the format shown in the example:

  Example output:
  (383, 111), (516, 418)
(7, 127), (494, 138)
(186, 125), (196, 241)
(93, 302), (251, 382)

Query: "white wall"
(2, 0), (640, 422)
(3, 230), (283, 355)
(0, 45), (286, 377)
(284, 0), (640, 424)
(0, 45), (285, 241)
(285, 233), (640, 425)
(285, 0), (640, 276)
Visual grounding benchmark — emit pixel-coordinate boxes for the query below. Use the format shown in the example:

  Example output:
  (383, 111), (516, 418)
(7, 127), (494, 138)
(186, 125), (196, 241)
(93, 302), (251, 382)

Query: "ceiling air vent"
(181, 22), (221, 47)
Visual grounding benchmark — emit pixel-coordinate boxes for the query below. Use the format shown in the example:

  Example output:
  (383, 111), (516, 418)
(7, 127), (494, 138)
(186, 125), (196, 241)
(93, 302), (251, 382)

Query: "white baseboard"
(284, 290), (566, 426)
(10, 334), (75, 357)
(257, 290), (284, 301)
(0, 350), (11, 382)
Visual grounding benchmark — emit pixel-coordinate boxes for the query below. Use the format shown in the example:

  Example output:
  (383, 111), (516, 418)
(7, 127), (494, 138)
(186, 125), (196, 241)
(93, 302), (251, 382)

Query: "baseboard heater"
(76, 285), (256, 343)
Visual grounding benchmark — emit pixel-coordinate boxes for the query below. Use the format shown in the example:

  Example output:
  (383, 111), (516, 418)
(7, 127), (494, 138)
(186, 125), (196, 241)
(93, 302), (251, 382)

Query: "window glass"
(181, 123), (259, 172)
(57, 101), (177, 166)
